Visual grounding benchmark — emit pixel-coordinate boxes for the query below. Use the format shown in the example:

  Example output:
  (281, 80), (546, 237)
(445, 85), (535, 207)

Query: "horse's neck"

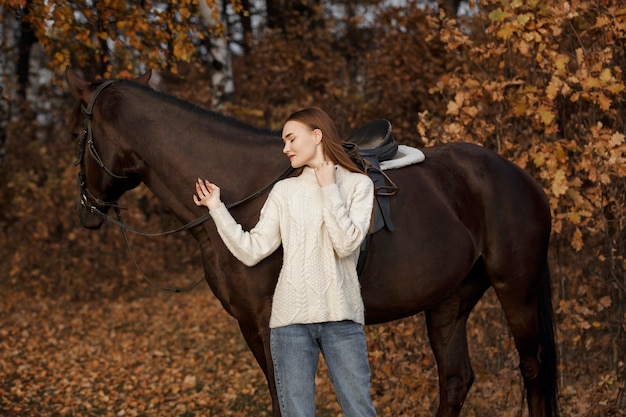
(117, 92), (286, 221)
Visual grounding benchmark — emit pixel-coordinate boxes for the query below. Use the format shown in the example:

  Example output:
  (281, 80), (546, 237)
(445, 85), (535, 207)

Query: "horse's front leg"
(238, 320), (281, 417)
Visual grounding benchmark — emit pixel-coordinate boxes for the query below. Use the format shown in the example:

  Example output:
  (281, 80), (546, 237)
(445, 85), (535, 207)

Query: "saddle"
(344, 120), (400, 276)
(344, 119), (399, 234)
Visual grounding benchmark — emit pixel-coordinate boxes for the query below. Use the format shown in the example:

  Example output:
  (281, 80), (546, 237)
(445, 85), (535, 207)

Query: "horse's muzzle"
(77, 199), (106, 229)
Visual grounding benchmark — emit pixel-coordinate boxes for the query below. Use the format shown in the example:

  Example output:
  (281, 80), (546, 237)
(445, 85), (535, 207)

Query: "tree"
(15, 0), (37, 99)
(6, 0), (223, 80)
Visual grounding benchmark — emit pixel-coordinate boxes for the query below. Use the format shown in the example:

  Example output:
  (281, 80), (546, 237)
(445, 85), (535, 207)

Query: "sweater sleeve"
(209, 190), (282, 267)
(320, 175), (374, 258)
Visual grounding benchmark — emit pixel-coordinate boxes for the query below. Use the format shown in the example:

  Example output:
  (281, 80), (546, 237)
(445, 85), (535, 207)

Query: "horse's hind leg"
(425, 261), (490, 417)
(491, 262), (558, 417)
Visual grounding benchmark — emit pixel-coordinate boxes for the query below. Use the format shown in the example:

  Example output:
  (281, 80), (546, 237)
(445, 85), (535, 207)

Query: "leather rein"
(74, 80), (293, 292)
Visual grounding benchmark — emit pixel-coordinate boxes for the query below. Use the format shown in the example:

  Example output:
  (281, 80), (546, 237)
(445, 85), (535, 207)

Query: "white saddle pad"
(380, 145), (425, 171)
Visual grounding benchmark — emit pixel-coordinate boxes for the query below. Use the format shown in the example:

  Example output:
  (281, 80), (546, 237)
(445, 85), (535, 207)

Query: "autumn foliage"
(1, 0), (625, 415)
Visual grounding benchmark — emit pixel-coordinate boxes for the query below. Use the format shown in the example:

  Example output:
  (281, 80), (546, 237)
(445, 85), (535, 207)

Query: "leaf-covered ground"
(1, 276), (623, 417)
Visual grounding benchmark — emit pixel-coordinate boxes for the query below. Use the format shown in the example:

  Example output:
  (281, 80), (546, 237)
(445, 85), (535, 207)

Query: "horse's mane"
(68, 78), (277, 144)
(124, 81), (277, 136)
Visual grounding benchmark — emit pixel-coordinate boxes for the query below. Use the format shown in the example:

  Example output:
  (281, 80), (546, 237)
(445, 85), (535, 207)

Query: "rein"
(74, 79), (294, 292)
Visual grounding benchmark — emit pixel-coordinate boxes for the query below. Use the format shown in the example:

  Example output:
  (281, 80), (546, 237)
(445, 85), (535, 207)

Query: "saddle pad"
(380, 145), (425, 171)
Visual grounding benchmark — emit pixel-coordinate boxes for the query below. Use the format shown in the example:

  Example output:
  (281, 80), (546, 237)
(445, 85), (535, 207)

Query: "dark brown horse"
(65, 68), (558, 417)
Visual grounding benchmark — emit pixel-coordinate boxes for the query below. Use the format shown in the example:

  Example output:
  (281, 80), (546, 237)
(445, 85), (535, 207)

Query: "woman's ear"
(313, 128), (323, 144)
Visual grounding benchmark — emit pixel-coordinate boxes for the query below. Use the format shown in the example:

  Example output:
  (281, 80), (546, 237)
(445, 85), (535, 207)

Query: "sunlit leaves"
(417, 0), (625, 253)
(609, 132), (625, 147)
(21, 0), (227, 79)
(537, 106), (555, 126)
(551, 169), (568, 197)
(488, 8), (513, 22)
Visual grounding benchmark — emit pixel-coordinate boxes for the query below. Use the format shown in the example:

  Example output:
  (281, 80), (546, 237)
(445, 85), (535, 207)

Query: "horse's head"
(65, 67), (152, 229)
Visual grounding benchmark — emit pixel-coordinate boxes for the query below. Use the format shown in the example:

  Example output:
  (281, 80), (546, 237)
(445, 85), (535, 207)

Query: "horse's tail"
(539, 266), (560, 417)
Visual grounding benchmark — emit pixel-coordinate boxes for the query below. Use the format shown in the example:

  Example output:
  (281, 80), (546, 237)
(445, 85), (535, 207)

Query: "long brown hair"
(285, 108), (364, 174)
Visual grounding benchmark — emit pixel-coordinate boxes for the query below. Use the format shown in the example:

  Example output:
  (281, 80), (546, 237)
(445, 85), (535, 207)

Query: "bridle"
(75, 80), (126, 214)
(74, 80), (293, 292)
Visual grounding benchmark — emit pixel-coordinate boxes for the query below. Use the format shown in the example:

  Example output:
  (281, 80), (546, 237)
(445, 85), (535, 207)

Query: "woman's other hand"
(193, 179), (222, 210)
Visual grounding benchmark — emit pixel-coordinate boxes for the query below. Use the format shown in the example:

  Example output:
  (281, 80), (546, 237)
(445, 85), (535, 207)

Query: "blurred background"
(1, 0), (624, 415)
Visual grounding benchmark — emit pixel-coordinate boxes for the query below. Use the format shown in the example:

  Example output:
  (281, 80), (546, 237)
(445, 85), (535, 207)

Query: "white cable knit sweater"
(209, 166), (374, 328)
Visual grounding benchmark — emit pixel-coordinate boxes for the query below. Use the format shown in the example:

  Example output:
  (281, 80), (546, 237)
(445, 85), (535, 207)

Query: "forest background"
(0, 0), (625, 416)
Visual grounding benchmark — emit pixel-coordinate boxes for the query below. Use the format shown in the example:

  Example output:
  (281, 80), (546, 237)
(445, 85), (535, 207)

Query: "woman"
(193, 108), (376, 417)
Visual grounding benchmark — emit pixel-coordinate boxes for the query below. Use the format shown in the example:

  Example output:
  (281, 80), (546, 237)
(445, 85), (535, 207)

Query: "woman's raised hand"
(314, 161), (337, 187)
(193, 179), (222, 210)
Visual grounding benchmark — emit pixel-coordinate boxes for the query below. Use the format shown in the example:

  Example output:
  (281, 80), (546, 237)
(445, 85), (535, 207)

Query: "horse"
(65, 67), (559, 417)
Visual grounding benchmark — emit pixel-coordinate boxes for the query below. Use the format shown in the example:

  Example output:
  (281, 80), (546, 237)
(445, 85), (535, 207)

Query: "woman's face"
(282, 120), (323, 168)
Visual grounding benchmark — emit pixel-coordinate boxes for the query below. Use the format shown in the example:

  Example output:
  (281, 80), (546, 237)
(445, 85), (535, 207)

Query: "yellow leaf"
(599, 68), (612, 84)
(609, 132), (625, 147)
(551, 169), (568, 197)
(571, 228), (583, 251)
(446, 100), (460, 115)
(607, 83), (625, 94)
(522, 31), (538, 42)
(497, 23), (517, 40)
(555, 144), (567, 162)
(513, 100), (527, 116)
(464, 106), (479, 117)
(517, 14), (531, 26)
(567, 212), (581, 225)
(600, 173), (611, 184)
(539, 109), (555, 125)
(518, 40), (531, 55)
(575, 48), (584, 65)
(463, 79), (481, 89)
(554, 54), (570, 71)
(581, 77), (601, 90)
(445, 123), (464, 135)
(561, 82), (572, 97)
(489, 8), (513, 22)
(533, 152), (545, 167)
(546, 76), (562, 100)
(596, 93), (612, 111)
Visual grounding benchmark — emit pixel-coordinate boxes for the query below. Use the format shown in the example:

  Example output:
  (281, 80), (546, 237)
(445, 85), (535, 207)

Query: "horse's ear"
(65, 66), (91, 102)
(133, 69), (152, 85)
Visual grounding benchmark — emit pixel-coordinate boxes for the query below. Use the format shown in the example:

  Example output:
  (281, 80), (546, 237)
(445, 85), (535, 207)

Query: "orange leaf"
(571, 228), (583, 251)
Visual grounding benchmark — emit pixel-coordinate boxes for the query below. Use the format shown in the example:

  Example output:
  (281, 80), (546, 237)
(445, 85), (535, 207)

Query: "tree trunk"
(17, 0), (37, 100)
(266, 0), (323, 32)
(237, 0), (253, 54)
(439, 0), (463, 16)
(199, 0), (234, 107)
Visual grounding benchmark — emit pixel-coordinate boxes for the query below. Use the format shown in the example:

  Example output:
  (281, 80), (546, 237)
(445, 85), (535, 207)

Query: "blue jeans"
(270, 321), (376, 417)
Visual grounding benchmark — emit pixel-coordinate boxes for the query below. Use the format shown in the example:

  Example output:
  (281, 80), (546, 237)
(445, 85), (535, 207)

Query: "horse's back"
(360, 142), (550, 322)
(413, 142), (550, 237)
(418, 142), (551, 265)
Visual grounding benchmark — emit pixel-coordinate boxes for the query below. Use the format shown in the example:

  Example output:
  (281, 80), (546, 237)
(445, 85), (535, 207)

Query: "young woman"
(193, 107), (376, 417)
